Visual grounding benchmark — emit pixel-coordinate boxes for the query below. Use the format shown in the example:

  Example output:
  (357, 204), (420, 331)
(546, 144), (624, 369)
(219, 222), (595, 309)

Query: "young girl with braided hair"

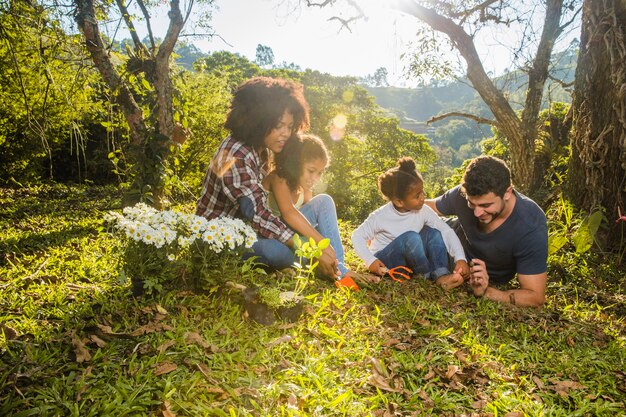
(351, 157), (469, 289)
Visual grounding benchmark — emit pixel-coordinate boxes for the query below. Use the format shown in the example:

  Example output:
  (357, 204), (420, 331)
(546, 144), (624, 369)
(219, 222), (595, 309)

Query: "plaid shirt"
(196, 136), (294, 243)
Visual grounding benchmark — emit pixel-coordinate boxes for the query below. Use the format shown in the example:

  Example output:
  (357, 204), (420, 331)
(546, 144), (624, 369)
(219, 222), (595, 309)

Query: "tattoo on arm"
(509, 292), (516, 305)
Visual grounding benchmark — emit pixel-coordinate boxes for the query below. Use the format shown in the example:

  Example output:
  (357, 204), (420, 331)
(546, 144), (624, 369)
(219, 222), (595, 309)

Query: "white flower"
(106, 205), (257, 257)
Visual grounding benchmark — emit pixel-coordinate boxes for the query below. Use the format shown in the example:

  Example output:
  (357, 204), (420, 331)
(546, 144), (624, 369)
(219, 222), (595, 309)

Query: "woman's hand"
(469, 258), (489, 296)
(322, 245), (337, 261)
(318, 250), (340, 278)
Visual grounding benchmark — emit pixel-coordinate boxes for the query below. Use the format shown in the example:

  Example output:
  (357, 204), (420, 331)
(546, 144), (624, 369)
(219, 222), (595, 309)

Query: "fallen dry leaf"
(423, 367), (435, 381)
(154, 361), (177, 376)
(268, 335), (293, 347)
(369, 356), (387, 377)
(130, 322), (173, 337)
(71, 334), (91, 363)
(184, 332), (210, 349)
(472, 399), (488, 409)
(548, 378), (586, 396)
(454, 350), (468, 363)
(416, 319), (431, 327)
(287, 393), (298, 409)
(97, 321), (172, 338)
(157, 340), (177, 353)
(367, 374), (397, 392)
(207, 386), (230, 400)
(89, 334), (107, 348)
(233, 387), (260, 397)
(0, 324), (18, 340)
(96, 324), (116, 335)
(445, 365), (460, 379)
(161, 400), (176, 417)
(417, 390), (434, 408)
(504, 412), (524, 417)
(533, 375), (545, 389)
(383, 338), (401, 347)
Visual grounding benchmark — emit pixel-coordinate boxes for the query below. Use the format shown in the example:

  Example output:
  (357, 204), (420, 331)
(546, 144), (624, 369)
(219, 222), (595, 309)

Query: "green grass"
(1, 184), (625, 416)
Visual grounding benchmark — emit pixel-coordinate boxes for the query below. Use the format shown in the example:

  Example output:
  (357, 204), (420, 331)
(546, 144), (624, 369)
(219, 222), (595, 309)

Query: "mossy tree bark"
(568, 0), (626, 247)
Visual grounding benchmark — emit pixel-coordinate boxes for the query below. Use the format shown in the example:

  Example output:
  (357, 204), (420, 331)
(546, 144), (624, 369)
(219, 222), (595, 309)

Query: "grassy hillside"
(1, 185), (625, 416)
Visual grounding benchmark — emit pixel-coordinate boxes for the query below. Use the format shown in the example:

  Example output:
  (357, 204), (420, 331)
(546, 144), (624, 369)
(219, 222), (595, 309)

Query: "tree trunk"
(521, 0), (565, 192)
(74, 0), (186, 208)
(74, 0), (147, 146)
(394, 0), (566, 194)
(568, 0), (626, 247)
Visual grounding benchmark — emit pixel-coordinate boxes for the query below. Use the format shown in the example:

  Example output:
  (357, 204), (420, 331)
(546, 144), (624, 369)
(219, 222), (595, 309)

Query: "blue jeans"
(244, 194), (348, 276)
(374, 228), (449, 280)
(299, 194), (348, 276)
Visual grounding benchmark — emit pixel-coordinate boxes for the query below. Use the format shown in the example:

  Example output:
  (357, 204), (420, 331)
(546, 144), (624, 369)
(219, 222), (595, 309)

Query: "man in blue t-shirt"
(425, 156), (548, 307)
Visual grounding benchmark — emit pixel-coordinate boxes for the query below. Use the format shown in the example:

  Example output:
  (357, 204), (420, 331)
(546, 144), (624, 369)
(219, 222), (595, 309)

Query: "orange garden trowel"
(335, 274), (360, 291)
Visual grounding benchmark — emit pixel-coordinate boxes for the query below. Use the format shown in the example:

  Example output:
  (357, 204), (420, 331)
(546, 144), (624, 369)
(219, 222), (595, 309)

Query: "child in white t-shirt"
(351, 157), (469, 289)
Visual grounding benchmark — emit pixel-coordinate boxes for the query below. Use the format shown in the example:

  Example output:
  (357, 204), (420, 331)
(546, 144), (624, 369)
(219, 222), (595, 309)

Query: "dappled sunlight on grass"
(1, 185), (625, 415)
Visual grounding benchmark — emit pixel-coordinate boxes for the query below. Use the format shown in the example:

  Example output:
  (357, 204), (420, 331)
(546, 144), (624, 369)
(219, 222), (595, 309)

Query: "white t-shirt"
(351, 202), (466, 268)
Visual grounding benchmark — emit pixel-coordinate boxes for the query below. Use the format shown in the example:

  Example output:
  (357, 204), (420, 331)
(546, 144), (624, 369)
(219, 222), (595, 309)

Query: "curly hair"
(461, 155), (511, 197)
(224, 77), (310, 149)
(275, 134), (329, 192)
(378, 157), (423, 201)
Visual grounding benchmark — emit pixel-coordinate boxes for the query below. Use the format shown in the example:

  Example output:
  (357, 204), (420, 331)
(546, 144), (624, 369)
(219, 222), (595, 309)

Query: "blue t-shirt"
(435, 185), (548, 285)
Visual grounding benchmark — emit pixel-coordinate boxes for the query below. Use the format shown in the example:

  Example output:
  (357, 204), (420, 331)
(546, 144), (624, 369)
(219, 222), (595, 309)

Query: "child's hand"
(454, 260), (470, 281)
(368, 259), (388, 276)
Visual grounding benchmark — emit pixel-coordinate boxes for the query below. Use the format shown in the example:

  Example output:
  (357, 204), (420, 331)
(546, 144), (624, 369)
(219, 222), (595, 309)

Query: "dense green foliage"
(0, 3), (108, 184)
(0, 6), (435, 222)
(1, 185), (625, 416)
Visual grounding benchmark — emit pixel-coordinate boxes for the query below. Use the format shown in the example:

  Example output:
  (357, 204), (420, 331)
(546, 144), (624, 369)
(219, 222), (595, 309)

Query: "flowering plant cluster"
(105, 203), (257, 295)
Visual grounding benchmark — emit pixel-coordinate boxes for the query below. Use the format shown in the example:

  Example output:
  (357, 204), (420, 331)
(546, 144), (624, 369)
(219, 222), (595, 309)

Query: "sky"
(138, 0), (578, 88)
(194, 0), (413, 85)
(189, 0), (548, 87)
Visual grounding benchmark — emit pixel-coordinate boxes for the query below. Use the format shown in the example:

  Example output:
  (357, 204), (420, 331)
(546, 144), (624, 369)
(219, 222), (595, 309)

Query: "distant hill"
(364, 48), (577, 163)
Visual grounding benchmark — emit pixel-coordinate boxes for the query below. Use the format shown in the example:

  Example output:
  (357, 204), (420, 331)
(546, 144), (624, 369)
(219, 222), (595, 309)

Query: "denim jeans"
(299, 194), (348, 276)
(374, 227), (450, 280)
(244, 194), (348, 276)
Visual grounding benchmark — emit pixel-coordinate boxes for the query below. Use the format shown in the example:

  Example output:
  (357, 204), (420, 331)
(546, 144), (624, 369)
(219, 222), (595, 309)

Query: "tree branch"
(305, 0), (335, 7)
(427, 112), (497, 126)
(449, 0), (500, 19)
(393, 1), (519, 128)
(154, 0), (184, 138)
(74, 0), (147, 145)
(547, 74), (574, 89)
(114, 0), (143, 51)
(136, 0), (155, 50)
(559, 4), (582, 31)
(520, 0), (564, 155)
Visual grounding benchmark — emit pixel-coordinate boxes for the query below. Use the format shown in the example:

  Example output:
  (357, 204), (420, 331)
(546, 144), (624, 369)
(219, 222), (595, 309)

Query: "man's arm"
(424, 199), (442, 215)
(469, 259), (546, 307)
(482, 273), (546, 307)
